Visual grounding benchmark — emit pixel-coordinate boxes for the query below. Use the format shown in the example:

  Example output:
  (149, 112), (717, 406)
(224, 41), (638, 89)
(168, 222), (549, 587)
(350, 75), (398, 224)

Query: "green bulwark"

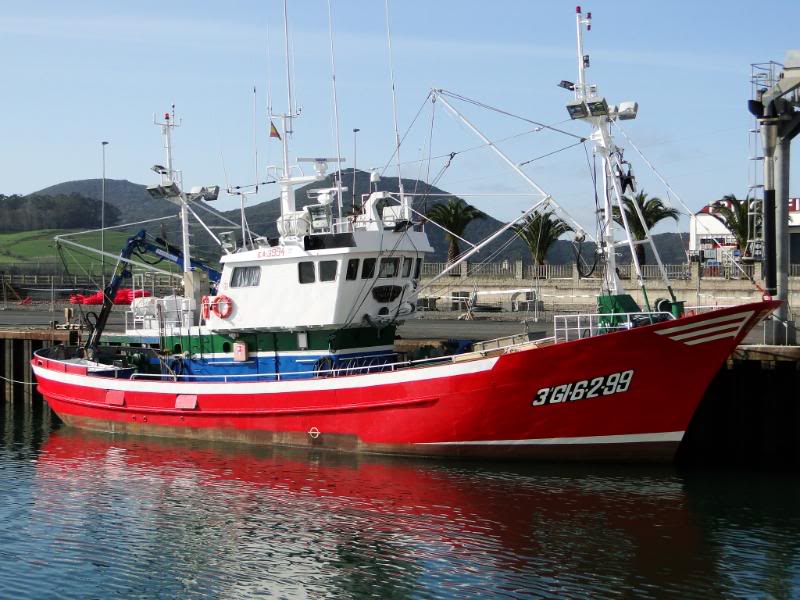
(597, 294), (642, 330)
(163, 325), (396, 356)
(597, 294), (641, 315)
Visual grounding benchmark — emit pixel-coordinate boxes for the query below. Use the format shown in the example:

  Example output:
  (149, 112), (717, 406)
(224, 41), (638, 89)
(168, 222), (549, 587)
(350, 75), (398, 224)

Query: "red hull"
(32, 301), (778, 462)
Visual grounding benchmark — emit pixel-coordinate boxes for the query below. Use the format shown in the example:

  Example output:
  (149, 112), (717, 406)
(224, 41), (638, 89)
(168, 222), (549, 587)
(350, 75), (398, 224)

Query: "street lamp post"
(101, 141), (109, 290)
(352, 128), (360, 209)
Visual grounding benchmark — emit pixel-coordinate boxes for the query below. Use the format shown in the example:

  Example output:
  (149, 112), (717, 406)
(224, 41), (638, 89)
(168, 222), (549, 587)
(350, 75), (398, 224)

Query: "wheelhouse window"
(345, 258), (360, 280)
(414, 258), (423, 279)
(402, 257), (413, 278)
(361, 258), (376, 279)
(298, 261), (315, 284)
(378, 257), (400, 278)
(230, 266), (261, 287)
(320, 260), (338, 282)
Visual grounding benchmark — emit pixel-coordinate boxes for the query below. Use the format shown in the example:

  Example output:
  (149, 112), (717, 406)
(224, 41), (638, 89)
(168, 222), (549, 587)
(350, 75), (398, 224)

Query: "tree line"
(0, 193), (120, 232)
(427, 191), (681, 266)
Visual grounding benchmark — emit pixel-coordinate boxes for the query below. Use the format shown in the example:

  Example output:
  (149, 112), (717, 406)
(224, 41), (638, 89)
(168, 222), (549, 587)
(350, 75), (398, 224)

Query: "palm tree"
(709, 194), (750, 256)
(426, 198), (485, 263)
(612, 191), (679, 266)
(513, 209), (572, 266)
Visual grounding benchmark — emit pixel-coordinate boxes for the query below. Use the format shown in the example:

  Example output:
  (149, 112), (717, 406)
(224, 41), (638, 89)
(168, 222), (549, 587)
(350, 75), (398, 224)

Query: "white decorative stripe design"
(655, 310), (754, 346)
(417, 431), (684, 446)
(32, 355), (499, 395)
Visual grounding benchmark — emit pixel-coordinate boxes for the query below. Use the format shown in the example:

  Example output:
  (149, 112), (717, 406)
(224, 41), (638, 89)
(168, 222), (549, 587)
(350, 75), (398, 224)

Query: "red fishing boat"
(32, 7), (779, 462)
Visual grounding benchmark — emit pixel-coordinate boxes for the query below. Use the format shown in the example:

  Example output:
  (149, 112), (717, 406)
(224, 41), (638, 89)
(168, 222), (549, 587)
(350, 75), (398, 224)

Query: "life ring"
(200, 295), (211, 320)
(212, 295), (234, 319)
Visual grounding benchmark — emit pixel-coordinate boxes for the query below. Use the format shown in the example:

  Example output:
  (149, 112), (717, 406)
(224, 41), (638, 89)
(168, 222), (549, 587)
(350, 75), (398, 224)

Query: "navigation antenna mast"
(566, 6), (675, 308)
(384, 0), (408, 219)
(154, 107), (191, 280)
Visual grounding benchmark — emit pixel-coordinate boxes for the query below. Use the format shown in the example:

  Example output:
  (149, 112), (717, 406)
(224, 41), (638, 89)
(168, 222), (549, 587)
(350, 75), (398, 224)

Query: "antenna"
(283, 0), (294, 136)
(266, 21), (273, 117)
(326, 0), (344, 219)
(253, 84), (259, 194)
(384, 0), (407, 216)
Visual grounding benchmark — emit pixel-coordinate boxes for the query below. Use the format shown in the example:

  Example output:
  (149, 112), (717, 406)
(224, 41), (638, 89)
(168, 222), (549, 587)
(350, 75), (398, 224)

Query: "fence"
(421, 261), (699, 281)
(700, 263), (756, 280)
(524, 264), (573, 279)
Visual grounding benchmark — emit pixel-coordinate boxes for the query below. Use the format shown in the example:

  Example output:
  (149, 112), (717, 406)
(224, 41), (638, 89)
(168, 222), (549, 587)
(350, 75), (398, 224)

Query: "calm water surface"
(2, 396), (800, 599)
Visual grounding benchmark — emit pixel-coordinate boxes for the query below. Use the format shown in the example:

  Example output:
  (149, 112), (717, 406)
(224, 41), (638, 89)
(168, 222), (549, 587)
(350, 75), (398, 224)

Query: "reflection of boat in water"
(34, 429), (709, 596)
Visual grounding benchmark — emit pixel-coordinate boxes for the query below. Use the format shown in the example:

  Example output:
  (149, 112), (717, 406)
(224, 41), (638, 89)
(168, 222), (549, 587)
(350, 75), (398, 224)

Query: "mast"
(157, 107), (191, 279)
(278, 0), (295, 217)
(573, 7), (623, 296)
(569, 7), (677, 306)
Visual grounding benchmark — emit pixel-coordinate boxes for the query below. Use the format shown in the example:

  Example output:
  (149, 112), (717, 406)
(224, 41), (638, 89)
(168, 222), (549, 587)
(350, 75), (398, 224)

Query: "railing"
(421, 262), (450, 277)
(128, 354), (458, 382)
(524, 264), (573, 279)
(700, 263), (755, 280)
(791, 264), (800, 277)
(467, 262), (516, 278)
(554, 311), (675, 343)
(640, 264), (691, 280)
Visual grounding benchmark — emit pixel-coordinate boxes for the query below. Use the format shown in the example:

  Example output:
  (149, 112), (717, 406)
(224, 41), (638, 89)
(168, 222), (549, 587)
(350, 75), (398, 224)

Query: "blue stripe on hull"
(167, 350), (396, 381)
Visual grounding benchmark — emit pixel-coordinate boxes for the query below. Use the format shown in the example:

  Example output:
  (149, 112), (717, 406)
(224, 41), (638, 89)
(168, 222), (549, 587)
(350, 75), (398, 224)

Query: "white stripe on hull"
(655, 311), (753, 336)
(417, 431), (684, 446)
(655, 310), (753, 346)
(32, 355), (499, 395)
(683, 331), (739, 346)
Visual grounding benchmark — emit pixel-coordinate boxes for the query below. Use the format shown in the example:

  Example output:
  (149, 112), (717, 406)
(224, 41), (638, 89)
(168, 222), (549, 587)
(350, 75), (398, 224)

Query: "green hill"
(34, 179), (177, 223)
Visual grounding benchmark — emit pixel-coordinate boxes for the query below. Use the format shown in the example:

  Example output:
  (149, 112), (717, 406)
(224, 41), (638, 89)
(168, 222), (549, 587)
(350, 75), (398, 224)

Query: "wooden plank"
(0, 328), (73, 342)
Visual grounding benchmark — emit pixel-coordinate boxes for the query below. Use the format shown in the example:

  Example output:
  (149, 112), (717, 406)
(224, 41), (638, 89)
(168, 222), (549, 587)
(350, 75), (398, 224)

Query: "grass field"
(0, 229), (186, 277)
(0, 229), (132, 268)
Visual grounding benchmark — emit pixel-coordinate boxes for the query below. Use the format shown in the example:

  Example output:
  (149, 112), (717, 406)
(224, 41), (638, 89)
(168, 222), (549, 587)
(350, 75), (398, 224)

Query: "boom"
(83, 229), (221, 358)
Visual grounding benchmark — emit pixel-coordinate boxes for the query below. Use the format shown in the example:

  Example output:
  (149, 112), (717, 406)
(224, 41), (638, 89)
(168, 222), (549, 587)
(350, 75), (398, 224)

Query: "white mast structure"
(149, 107), (221, 322)
(273, 0), (343, 242)
(568, 6), (674, 305)
(153, 108), (193, 290)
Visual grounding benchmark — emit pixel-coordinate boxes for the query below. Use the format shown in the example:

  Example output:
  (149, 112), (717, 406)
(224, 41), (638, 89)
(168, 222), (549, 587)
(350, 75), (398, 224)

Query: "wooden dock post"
(22, 339), (33, 402)
(3, 339), (13, 401)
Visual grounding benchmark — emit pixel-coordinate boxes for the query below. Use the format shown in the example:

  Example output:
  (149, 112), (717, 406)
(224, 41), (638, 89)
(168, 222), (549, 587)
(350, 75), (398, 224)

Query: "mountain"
(34, 179), (177, 223)
(29, 172), (689, 266)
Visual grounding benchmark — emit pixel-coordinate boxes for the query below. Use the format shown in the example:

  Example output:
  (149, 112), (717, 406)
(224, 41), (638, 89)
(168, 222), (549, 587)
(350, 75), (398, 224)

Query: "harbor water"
(2, 394), (800, 599)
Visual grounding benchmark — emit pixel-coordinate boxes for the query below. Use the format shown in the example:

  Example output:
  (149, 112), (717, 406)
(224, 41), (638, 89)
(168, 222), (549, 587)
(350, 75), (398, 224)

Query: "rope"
(0, 374), (36, 386)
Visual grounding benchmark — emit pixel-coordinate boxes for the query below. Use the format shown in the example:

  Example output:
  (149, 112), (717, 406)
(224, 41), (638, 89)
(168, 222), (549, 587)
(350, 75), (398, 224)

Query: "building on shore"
(689, 197), (800, 264)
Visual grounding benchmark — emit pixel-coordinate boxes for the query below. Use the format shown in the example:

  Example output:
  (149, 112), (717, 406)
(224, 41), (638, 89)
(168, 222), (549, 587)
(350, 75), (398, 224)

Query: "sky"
(1, 0), (798, 234)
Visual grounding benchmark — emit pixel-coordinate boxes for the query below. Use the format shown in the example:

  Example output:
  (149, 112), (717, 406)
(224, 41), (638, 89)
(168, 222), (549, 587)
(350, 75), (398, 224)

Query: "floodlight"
(203, 185), (220, 201)
(616, 101), (638, 120)
(566, 99), (589, 119)
(146, 181), (181, 200)
(189, 185), (220, 201)
(586, 97), (609, 116)
(557, 80), (575, 91)
(151, 164), (168, 175)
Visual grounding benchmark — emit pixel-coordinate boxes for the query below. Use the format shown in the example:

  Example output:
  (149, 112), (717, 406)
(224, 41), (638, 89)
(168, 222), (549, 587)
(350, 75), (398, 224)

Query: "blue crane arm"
(83, 229), (221, 357)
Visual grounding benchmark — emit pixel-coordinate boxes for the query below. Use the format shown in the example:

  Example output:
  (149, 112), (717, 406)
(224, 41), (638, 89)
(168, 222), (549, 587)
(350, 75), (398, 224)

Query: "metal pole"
(760, 121), (777, 302)
(101, 141), (108, 290)
(774, 136), (796, 344)
(352, 128), (360, 210)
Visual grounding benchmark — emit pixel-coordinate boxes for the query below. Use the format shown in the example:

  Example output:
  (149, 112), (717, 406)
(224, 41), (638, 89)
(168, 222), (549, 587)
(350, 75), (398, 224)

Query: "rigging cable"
(436, 89), (586, 141)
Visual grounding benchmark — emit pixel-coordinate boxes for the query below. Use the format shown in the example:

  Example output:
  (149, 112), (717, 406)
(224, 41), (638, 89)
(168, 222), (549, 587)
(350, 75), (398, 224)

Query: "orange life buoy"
(200, 295), (211, 320)
(212, 295), (234, 319)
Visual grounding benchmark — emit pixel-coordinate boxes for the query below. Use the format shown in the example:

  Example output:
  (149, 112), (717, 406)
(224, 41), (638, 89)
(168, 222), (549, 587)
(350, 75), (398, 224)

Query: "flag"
(269, 121), (281, 140)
